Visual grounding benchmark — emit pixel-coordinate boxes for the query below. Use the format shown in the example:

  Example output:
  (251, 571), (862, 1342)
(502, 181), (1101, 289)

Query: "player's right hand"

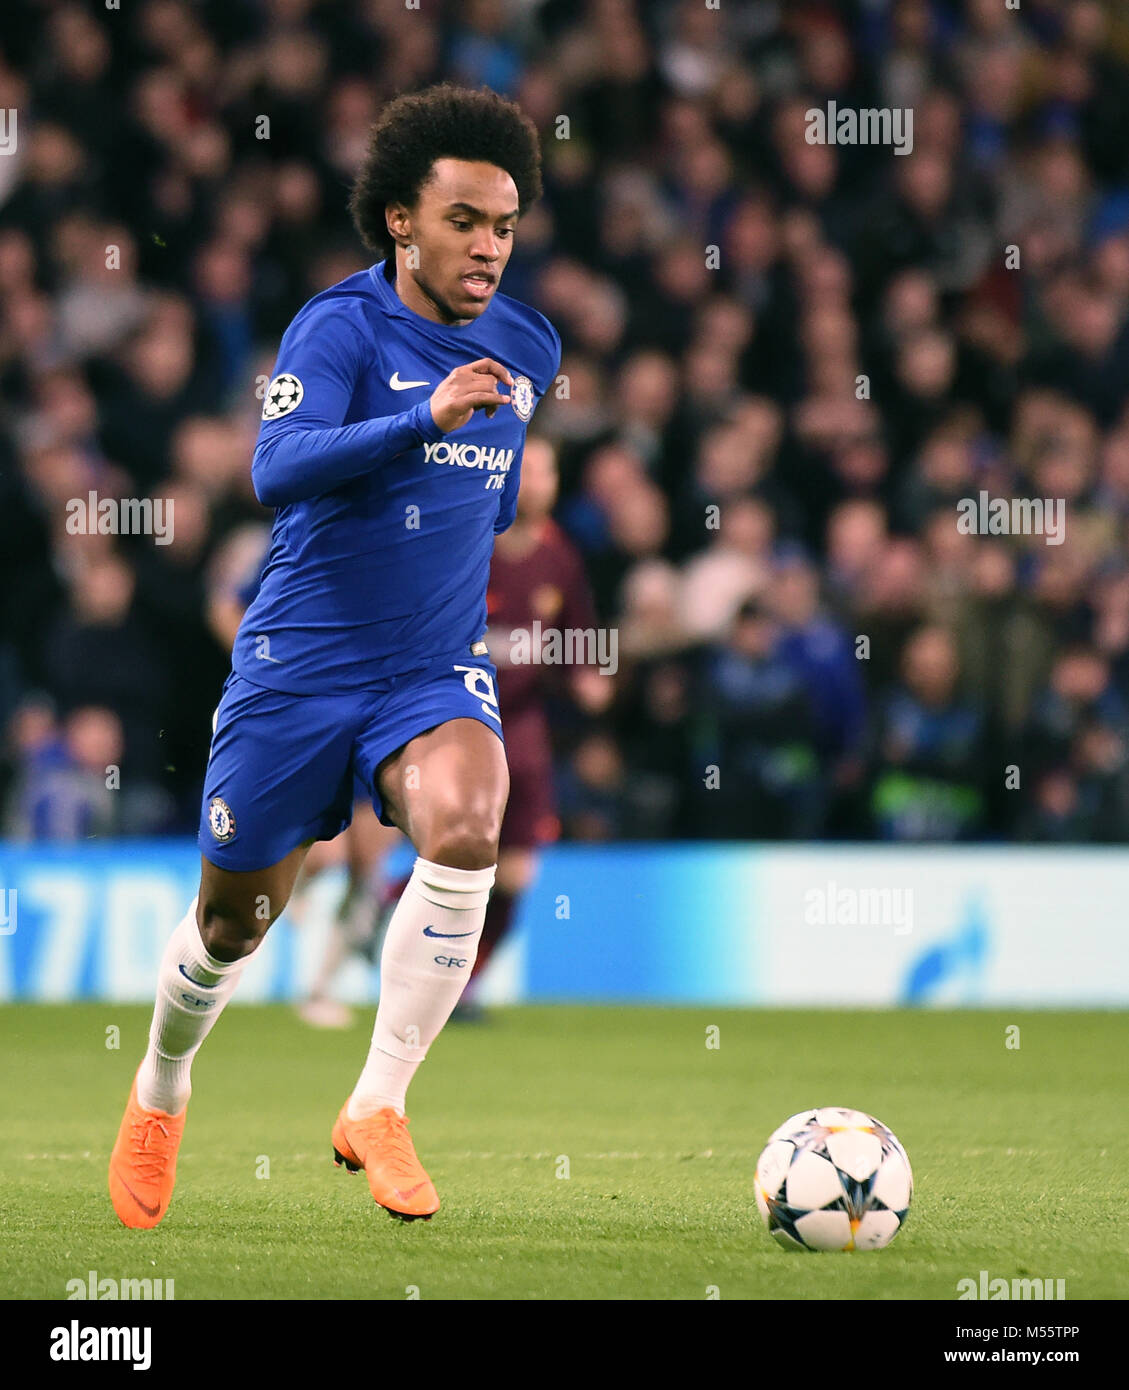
(429, 359), (513, 433)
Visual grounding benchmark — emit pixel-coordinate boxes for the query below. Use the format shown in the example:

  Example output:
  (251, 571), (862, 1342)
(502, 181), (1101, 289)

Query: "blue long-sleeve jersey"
(233, 259), (560, 693)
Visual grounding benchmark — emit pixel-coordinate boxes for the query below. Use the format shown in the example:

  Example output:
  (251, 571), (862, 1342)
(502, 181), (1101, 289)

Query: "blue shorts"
(198, 645), (504, 872)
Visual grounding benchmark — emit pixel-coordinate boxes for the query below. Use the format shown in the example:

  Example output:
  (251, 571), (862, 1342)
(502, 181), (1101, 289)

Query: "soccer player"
(207, 520), (401, 1030)
(109, 84), (560, 1225)
(462, 436), (608, 1012)
(372, 436), (607, 1018)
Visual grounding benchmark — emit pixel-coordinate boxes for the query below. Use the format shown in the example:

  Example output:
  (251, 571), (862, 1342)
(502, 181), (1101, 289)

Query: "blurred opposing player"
(374, 436), (608, 1015)
(463, 436), (608, 1011)
(109, 84), (559, 1225)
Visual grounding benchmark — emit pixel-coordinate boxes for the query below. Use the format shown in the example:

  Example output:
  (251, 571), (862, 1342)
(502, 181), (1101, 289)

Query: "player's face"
(391, 158), (518, 325)
(517, 439), (559, 521)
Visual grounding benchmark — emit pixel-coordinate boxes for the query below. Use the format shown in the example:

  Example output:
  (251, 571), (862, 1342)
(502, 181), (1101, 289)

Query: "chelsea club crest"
(208, 797), (236, 842)
(510, 374), (535, 422)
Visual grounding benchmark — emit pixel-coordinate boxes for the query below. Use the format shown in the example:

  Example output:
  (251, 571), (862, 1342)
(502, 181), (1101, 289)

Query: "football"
(755, 1107), (913, 1252)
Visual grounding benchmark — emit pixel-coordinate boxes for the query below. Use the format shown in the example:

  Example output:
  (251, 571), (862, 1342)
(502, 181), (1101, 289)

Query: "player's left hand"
(429, 358), (514, 432)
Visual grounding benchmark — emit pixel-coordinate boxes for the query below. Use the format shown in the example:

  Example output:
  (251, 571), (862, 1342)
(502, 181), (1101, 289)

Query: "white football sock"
(136, 899), (250, 1114)
(349, 857), (494, 1119)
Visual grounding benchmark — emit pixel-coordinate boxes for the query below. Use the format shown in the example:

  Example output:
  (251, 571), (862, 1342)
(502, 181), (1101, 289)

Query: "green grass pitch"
(1, 1004), (1126, 1300)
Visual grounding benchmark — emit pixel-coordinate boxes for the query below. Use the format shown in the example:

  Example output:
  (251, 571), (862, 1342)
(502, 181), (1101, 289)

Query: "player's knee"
(423, 809), (501, 870)
(196, 898), (270, 962)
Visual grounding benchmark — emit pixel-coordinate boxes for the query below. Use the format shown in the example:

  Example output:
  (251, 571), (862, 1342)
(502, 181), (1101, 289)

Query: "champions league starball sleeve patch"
(262, 373), (304, 420)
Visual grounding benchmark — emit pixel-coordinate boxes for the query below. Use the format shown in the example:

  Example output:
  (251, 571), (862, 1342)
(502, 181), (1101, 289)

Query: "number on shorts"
(454, 665), (502, 724)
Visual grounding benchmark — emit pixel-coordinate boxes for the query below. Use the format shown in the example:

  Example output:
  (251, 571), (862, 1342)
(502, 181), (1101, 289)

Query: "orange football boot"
(108, 1072), (186, 1229)
(331, 1099), (440, 1220)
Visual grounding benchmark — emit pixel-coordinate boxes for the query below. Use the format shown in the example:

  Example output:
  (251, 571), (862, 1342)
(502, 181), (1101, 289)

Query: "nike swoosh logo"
(390, 372), (431, 390)
(395, 1182), (427, 1201)
(178, 964), (212, 988)
(118, 1174), (160, 1219)
(422, 926), (476, 939)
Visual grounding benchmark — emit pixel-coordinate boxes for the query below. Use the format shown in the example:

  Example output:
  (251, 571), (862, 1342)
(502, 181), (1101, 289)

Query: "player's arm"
(251, 305), (436, 506)
(493, 442), (523, 535)
(252, 301), (511, 507)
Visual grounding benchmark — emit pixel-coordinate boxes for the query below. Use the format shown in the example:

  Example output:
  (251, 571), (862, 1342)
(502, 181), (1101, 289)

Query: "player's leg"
(296, 825), (355, 1027)
(152, 677), (356, 1094)
(331, 715), (507, 1218)
(342, 801), (403, 955)
(110, 674), (358, 1228)
(480, 845), (537, 969)
(447, 845), (535, 1023)
(454, 734), (557, 1016)
(357, 717), (507, 1105)
(109, 846), (311, 1230)
(301, 805), (402, 1027)
(333, 802), (402, 968)
(288, 830), (348, 1023)
(139, 845), (312, 1106)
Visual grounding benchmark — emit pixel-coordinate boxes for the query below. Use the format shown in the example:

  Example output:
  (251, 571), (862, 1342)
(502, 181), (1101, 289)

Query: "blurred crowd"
(3, 0), (1129, 844)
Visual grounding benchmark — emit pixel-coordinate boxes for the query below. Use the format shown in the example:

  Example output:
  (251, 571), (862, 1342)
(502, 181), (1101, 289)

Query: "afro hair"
(349, 83), (543, 256)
